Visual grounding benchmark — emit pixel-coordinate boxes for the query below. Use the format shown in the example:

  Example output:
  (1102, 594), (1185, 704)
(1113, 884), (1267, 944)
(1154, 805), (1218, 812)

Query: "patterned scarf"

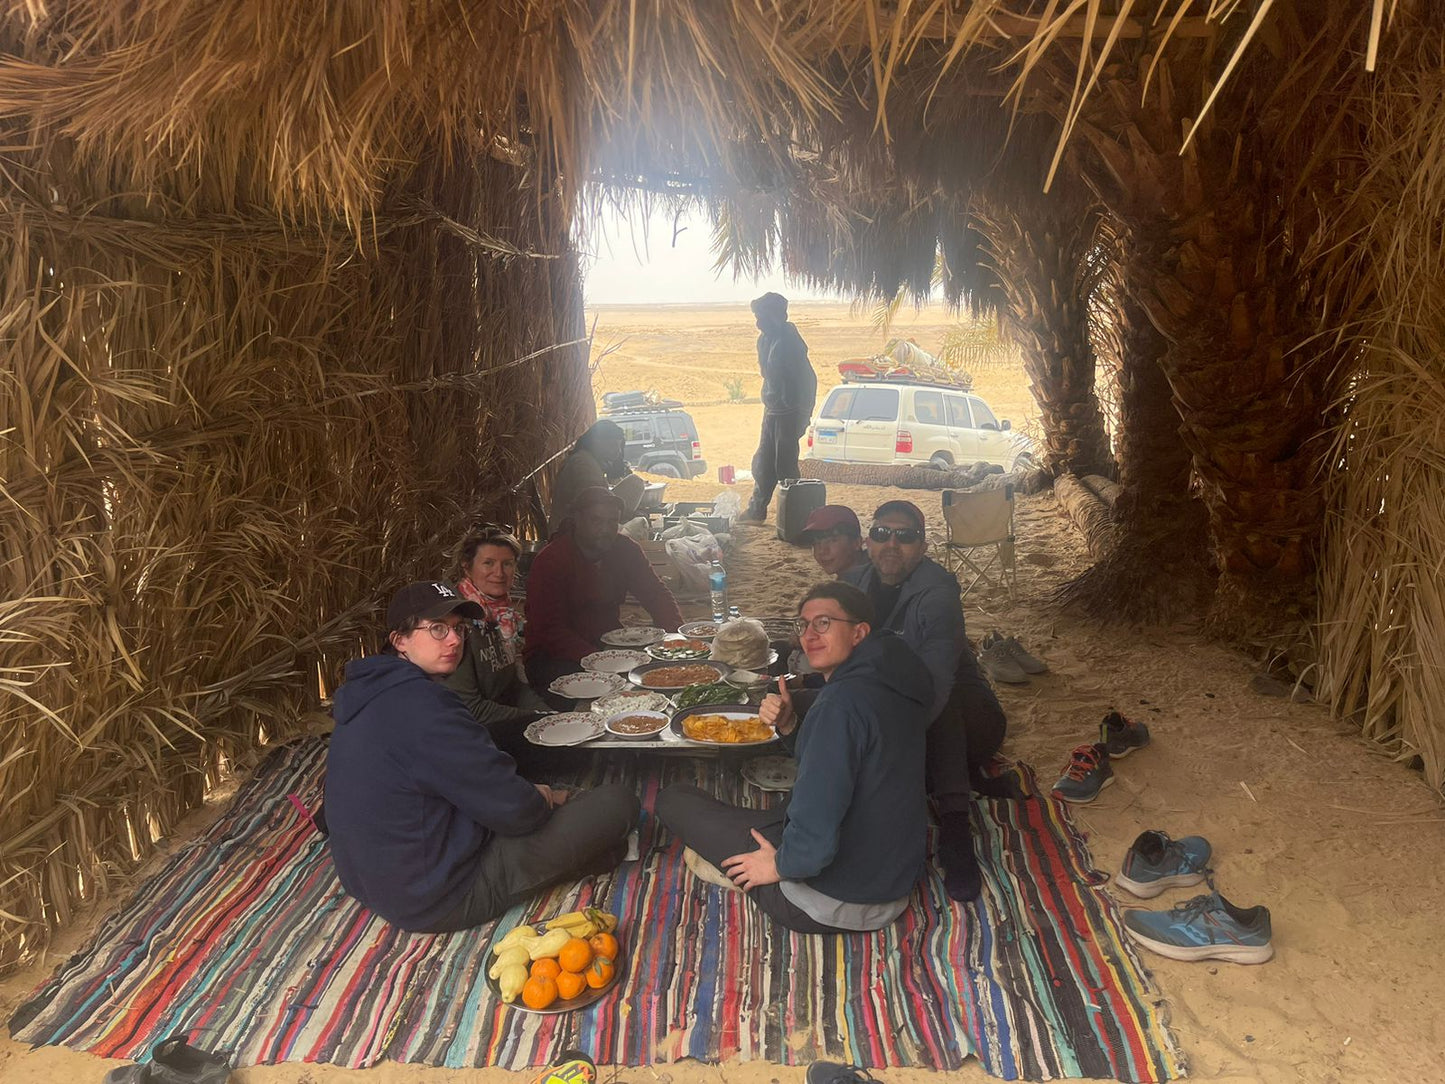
(457, 577), (522, 662)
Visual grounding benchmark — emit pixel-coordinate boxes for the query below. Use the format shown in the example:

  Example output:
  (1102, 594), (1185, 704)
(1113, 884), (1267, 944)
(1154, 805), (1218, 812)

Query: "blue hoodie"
(776, 630), (933, 903)
(325, 653), (549, 930)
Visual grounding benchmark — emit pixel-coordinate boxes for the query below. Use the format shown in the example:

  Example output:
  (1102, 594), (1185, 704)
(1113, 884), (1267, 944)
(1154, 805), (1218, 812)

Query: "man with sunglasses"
(839, 500), (1008, 902)
(323, 581), (639, 932)
(657, 582), (932, 933)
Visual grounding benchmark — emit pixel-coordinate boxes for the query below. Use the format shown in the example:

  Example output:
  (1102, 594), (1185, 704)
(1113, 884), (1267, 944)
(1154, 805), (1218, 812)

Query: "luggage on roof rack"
(837, 357), (974, 392)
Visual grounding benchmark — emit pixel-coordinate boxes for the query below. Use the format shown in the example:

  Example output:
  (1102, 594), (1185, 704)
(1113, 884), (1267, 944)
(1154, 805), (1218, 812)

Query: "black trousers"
(927, 653), (1008, 813)
(655, 784), (846, 934)
(422, 784), (639, 933)
(748, 411), (803, 514)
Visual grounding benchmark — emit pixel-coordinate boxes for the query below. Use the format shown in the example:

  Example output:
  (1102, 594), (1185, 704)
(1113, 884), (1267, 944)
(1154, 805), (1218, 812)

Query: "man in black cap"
(739, 293), (817, 524)
(323, 580), (639, 932)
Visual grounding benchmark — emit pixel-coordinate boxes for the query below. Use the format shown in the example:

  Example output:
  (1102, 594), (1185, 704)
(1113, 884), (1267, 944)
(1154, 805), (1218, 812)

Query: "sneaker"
(980, 641), (1029, 684)
(531, 1050), (597, 1084)
(1051, 742), (1113, 803)
(1116, 830), (1212, 898)
(1122, 891), (1274, 964)
(1003, 636), (1048, 674)
(1100, 710), (1150, 758)
(805, 1062), (878, 1084)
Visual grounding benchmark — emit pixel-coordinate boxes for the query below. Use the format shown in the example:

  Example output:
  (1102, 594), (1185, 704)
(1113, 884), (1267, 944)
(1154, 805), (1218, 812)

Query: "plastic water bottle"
(709, 560), (728, 622)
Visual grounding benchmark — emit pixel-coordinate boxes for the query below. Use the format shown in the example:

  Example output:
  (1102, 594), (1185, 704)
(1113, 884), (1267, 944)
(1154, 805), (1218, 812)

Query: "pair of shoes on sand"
(1116, 830), (1273, 965)
(978, 631), (1047, 684)
(1050, 712), (1150, 803)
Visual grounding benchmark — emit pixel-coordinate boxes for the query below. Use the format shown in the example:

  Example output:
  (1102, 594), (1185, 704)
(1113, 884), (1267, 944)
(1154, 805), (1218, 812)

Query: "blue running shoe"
(1123, 891), (1274, 964)
(1100, 711), (1150, 758)
(1051, 742), (1113, 803)
(1116, 830), (1213, 899)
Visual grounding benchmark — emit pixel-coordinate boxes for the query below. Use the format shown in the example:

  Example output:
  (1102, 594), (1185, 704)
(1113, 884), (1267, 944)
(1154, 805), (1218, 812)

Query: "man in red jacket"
(524, 486), (683, 689)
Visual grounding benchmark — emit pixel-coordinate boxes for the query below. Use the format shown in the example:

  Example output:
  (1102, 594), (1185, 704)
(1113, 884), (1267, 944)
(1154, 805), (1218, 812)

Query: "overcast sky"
(579, 202), (831, 305)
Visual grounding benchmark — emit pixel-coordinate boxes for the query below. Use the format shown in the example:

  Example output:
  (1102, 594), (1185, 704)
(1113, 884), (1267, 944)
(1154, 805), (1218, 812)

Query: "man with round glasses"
(323, 580), (638, 932)
(657, 582), (932, 933)
(839, 500), (1008, 903)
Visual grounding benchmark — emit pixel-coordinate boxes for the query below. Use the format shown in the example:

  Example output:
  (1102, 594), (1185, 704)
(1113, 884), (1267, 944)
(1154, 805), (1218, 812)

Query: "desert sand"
(2, 303), (1443, 1084)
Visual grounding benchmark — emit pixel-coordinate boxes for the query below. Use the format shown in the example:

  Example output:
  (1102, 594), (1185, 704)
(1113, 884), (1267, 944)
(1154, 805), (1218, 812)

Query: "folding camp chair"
(939, 485), (1017, 601)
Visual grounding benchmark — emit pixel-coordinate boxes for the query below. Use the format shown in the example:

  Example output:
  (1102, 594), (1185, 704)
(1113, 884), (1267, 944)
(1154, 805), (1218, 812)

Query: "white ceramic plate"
(600, 626), (666, 648)
(581, 649), (650, 674)
(742, 754), (798, 792)
(547, 671), (627, 699)
(678, 620), (721, 639)
(603, 709), (670, 741)
(592, 689), (674, 716)
(525, 713), (605, 747)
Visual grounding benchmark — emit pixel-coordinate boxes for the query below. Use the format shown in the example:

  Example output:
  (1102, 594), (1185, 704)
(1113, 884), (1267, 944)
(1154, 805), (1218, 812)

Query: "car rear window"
(851, 388), (899, 421)
(819, 388), (855, 420)
(619, 418), (655, 441)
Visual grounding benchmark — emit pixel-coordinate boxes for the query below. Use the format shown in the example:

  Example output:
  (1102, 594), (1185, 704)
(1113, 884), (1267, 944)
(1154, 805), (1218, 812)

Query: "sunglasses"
(868, 525), (923, 545)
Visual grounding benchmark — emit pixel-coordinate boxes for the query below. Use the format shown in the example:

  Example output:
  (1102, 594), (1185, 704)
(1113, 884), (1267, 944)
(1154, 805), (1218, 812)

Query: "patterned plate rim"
(599, 626), (666, 647)
(580, 649), (650, 674)
(547, 671), (627, 697)
(524, 713), (605, 747)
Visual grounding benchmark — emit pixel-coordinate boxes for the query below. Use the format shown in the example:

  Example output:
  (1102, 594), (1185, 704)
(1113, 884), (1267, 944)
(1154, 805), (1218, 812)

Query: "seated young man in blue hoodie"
(325, 581), (639, 933)
(655, 582), (932, 933)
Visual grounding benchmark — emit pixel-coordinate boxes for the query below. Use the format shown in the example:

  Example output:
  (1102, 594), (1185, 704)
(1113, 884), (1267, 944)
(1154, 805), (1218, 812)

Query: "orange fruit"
(557, 937), (593, 974)
(521, 974), (558, 1010)
(585, 955), (615, 990)
(588, 932), (620, 960)
(530, 958), (562, 981)
(555, 970), (586, 1000)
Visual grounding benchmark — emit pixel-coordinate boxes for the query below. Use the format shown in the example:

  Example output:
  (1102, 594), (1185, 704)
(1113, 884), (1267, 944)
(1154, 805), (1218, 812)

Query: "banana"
(487, 945), (530, 980)
(586, 907), (618, 933)
(498, 961), (528, 1003)
(540, 911), (592, 933)
(527, 927), (572, 960)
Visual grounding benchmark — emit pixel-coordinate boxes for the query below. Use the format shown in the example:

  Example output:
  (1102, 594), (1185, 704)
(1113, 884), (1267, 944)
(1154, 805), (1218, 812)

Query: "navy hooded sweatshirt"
(325, 653), (549, 930)
(775, 630), (933, 903)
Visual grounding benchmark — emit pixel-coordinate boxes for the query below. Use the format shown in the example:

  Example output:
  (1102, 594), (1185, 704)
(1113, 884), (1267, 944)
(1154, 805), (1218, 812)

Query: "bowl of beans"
(603, 710), (670, 741)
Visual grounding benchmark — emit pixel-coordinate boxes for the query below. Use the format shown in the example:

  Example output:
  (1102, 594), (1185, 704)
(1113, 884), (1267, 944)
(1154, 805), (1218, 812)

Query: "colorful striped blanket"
(10, 740), (1184, 1080)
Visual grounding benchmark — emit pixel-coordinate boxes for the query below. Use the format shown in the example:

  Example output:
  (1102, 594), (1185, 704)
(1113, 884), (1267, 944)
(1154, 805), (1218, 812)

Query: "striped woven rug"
(10, 739), (1184, 1080)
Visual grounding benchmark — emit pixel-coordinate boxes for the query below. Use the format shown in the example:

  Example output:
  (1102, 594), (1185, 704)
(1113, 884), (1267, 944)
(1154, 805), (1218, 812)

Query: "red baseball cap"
(802, 505), (862, 540)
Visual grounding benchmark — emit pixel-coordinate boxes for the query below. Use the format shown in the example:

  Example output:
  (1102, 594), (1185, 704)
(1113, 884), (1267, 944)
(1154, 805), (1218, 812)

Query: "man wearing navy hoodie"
(656, 582), (931, 933)
(325, 581), (639, 932)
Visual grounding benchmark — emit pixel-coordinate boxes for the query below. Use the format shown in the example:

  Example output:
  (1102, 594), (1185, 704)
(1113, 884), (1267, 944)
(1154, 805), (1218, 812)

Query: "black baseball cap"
(386, 581), (485, 629)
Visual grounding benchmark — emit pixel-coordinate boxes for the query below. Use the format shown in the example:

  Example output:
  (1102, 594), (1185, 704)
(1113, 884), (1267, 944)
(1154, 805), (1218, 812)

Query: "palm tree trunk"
(974, 195), (1115, 479)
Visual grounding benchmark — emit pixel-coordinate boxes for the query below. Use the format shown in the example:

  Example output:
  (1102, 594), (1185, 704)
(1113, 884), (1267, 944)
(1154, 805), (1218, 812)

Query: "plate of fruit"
(488, 906), (623, 1014)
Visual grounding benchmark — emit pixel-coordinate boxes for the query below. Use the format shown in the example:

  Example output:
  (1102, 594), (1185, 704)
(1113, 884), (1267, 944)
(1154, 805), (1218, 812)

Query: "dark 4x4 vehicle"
(600, 391), (708, 479)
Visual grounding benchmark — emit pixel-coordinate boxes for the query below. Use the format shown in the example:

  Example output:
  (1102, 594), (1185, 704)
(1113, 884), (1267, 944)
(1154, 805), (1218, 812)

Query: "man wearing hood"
(547, 418), (646, 536)
(324, 580), (639, 932)
(739, 293), (817, 524)
(841, 499), (1008, 903)
(656, 582), (931, 933)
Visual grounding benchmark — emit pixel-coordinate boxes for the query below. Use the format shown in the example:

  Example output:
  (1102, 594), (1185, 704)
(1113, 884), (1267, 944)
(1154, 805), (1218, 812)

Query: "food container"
(603, 710), (670, 741)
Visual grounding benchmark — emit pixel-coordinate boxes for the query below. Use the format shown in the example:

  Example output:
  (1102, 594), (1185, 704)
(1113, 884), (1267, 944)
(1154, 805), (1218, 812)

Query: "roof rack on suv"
(600, 390), (686, 415)
(837, 359), (974, 392)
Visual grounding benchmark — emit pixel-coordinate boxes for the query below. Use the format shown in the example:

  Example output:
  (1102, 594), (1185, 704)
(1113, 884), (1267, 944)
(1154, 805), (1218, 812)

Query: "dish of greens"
(673, 681), (750, 710)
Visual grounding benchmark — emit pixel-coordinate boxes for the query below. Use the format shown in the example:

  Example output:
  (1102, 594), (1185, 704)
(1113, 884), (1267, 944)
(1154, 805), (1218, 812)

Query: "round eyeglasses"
(421, 620), (466, 641)
(794, 615), (862, 636)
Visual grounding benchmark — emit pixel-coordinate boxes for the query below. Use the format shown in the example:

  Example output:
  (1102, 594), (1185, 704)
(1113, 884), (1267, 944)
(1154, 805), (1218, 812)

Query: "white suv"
(804, 380), (1034, 471)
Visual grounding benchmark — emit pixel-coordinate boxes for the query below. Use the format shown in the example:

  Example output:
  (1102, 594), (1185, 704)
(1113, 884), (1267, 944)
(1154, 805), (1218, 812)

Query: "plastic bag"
(664, 531), (721, 595)
(712, 490), (743, 523)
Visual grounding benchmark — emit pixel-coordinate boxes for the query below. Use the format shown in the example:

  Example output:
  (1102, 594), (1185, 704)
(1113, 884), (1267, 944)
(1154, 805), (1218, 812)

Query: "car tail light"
(895, 430), (913, 454)
(807, 427), (814, 449)
(691, 440), (701, 459)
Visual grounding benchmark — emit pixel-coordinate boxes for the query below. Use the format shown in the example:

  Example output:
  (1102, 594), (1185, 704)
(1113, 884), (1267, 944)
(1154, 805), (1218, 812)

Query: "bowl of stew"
(603, 710), (670, 741)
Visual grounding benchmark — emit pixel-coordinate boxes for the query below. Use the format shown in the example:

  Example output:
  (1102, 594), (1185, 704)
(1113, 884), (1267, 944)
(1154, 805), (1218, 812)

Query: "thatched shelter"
(2, 0), (1443, 979)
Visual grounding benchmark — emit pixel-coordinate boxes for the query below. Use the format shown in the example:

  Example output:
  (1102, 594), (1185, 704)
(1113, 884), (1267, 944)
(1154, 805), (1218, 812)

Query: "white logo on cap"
(432, 583), (457, 598)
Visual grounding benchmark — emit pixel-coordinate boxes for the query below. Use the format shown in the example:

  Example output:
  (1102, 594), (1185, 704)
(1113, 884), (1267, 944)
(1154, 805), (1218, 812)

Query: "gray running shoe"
(1100, 711), (1151, 758)
(1116, 829), (1212, 898)
(1123, 891), (1274, 964)
(1003, 636), (1048, 674)
(980, 641), (1029, 684)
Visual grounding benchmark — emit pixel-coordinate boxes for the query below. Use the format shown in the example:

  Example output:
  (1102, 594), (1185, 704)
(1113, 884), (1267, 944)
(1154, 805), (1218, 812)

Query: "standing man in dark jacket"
(841, 500), (1008, 903)
(740, 292), (817, 524)
(657, 582), (932, 933)
(324, 581), (638, 932)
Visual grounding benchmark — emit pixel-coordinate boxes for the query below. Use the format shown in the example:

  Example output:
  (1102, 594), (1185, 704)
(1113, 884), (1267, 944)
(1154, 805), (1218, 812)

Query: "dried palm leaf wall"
(0, 20), (591, 975)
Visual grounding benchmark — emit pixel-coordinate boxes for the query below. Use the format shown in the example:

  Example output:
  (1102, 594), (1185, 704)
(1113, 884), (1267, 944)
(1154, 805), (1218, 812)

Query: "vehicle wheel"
(649, 462), (682, 478)
(928, 453), (954, 471)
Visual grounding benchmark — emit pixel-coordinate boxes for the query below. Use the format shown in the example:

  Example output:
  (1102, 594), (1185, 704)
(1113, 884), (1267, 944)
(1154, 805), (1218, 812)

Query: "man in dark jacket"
(740, 293), (817, 524)
(656, 582), (931, 933)
(841, 499), (1008, 903)
(325, 580), (639, 932)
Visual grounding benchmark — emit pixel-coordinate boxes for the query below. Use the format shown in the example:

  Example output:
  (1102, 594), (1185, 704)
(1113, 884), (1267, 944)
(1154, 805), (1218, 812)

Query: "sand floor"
(2, 304), (1442, 1083)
